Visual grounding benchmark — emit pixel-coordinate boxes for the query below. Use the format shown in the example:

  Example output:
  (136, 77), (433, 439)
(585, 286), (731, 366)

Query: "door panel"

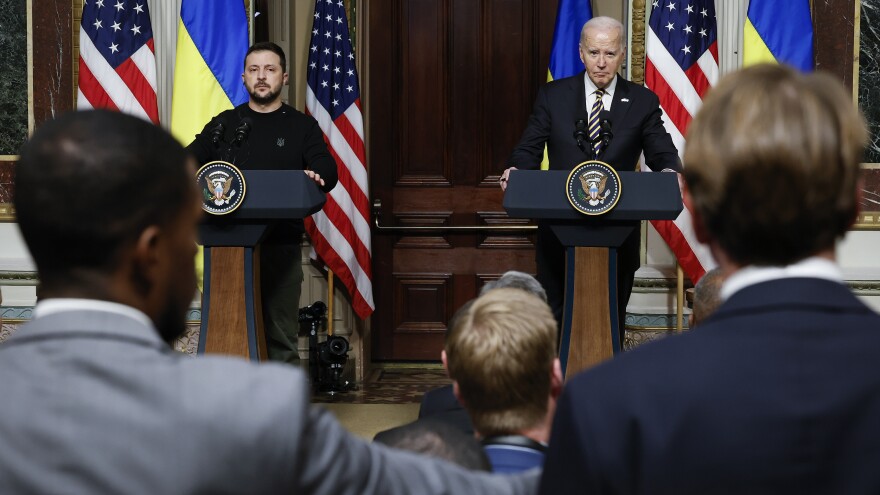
(367, 0), (557, 360)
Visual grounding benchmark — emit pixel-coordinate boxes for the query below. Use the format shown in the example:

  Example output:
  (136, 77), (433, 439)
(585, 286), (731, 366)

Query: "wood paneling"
(368, 0), (554, 360)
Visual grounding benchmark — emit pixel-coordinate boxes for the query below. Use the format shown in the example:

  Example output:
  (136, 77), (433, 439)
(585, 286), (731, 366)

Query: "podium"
(198, 170), (326, 361)
(503, 169), (682, 377)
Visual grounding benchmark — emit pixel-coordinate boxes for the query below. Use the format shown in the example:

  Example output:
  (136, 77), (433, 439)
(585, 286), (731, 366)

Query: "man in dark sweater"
(188, 42), (338, 365)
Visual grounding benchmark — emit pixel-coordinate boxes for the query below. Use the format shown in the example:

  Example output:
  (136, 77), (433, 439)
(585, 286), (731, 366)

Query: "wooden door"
(366, 0), (558, 360)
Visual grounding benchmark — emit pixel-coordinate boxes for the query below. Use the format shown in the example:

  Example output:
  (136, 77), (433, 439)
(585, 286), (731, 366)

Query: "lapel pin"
(621, 98), (630, 102)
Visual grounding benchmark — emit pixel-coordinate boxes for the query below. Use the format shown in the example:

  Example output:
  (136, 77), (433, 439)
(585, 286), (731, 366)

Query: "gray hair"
(580, 16), (626, 51)
(692, 268), (725, 325)
(480, 271), (547, 302)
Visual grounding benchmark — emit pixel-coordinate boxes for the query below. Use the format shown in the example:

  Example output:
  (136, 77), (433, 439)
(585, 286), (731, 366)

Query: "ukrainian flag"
(542, 0), (592, 169)
(548, 0), (593, 82)
(743, 0), (813, 71)
(170, 0), (249, 291)
(170, 0), (250, 145)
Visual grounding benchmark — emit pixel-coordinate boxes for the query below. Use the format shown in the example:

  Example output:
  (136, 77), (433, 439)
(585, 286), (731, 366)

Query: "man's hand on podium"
(499, 166), (517, 192)
(304, 169), (326, 187)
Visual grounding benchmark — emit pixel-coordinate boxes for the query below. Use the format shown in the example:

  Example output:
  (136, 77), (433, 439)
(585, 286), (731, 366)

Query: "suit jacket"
(418, 384), (474, 435)
(539, 278), (880, 495)
(0, 308), (537, 494)
(483, 436), (546, 474)
(508, 72), (680, 173)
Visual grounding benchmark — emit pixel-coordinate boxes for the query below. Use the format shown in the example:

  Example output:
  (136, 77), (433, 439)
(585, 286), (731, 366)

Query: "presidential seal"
(196, 161), (247, 215)
(565, 160), (621, 216)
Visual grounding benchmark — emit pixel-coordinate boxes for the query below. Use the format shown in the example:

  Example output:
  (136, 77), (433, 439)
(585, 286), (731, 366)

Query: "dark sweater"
(187, 103), (338, 242)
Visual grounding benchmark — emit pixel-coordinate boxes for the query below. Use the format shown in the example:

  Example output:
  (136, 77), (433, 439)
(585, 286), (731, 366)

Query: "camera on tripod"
(298, 301), (355, 393)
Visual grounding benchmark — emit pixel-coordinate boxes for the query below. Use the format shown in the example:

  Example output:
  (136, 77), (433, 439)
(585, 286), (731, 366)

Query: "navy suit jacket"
(540, 278), (880, 494)
(418, 384), (474, 435)
(508, 72), (680, 173)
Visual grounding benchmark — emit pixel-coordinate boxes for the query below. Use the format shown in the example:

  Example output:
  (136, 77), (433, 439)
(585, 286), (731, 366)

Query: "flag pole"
(676, 265), (684, 332)
(327, 270), (334, 336)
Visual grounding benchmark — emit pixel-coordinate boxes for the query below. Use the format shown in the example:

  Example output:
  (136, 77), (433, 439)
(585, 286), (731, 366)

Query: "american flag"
(645, 0), (717, 283)
(305, 0), (374, 319)
(77, 0), (158, 123)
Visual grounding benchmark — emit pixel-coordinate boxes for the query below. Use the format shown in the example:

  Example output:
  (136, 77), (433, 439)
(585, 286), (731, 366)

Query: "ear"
(550, 358), (564, 398)
(283, 72), (289, 85)
(130, 225), (163, 297)
(440, 349), (449, 377)
(682, 180), (710, 244)
(452, 380), (465, 407)
(578, 44), (586, 66)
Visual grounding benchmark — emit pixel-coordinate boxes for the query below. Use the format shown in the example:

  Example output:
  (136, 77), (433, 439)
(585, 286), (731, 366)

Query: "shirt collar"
(34, 298), (155, 330)
(720, 257), (844, 301)
(584, 73), (617, 98)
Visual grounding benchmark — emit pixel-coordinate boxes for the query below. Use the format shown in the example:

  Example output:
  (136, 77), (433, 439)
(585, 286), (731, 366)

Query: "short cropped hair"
(692, 268), (724, 325)
(480, 271), (547, 302)
(245, 41), (287, 73)
(373, 419), (491, 471)
(580, 16), (625, 51)
(446, 288), (557, 437)
(14, 110), (193, 288)
(683, 64), (867, 266)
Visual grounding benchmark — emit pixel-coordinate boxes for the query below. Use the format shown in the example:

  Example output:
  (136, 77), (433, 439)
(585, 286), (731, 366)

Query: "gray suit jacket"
(0, 308), (537, 494)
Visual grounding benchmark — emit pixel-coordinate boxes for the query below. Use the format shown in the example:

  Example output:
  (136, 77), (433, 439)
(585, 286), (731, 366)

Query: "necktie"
(588, 89), (605, 158)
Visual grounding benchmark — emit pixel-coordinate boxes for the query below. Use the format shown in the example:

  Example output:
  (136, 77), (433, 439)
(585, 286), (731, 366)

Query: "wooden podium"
(503, 170), (682, 377)
(198, 170), (325, 361)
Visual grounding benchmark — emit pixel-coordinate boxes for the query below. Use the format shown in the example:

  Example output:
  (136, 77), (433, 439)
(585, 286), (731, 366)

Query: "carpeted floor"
(310, 364), (449, 438)
(318, 403), (421, 439)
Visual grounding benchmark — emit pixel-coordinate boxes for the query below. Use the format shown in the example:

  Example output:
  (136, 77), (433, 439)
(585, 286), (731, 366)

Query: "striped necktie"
(588, 89), (605, 158)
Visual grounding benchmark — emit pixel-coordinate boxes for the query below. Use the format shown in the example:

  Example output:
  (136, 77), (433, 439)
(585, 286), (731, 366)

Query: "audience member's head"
(480, 270), (548, 302)
(14, 110), (201, 343)
(683, 64), (866, 269)
(689, 268), (724, 328)
(373, 419), (491, 471)
(446, 288), (561, 440)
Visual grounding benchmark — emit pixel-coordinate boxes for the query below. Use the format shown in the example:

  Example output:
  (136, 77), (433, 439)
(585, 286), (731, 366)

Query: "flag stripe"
(645, 0), (719, 284)
(744, 0), (813, 71)
(78, 25), (152, 122)
(305, 0), (374, 319)
(77, 58), (119, 112)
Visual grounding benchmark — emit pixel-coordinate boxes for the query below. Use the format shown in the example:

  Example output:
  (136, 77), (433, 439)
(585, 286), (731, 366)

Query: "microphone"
(596, 111), (613, 159)
(574, 119), (588, 153)
(232, 117), (253, 146)
(209, 118), (225, 148)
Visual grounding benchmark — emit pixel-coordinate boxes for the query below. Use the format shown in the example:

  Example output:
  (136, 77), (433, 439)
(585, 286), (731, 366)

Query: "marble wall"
(0, 0), (27, 157)
(861, 2), (880, 164)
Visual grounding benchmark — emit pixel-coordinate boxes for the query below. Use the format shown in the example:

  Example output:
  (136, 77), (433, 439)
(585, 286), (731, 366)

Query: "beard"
(155, 292), (189, 345)
(248, 83), (282, 105)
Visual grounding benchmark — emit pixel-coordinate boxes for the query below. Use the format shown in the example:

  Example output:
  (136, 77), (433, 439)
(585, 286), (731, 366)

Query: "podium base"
(198, 246), (268, 361)
(559, 246), (621, 378)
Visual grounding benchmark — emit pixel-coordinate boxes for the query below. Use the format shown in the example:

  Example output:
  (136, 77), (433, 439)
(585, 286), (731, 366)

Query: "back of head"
(373, 419), (491, 471)
(14, 110), (193, 290)
(683, 64), (867, 266)
(446, 288), (557, 437)
(480, 271), (547, 302)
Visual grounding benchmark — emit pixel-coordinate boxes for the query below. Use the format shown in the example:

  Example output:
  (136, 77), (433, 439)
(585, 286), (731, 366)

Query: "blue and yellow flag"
(542, 0), (592, 169)
(547, 0), (593, 82)
(170, 0), (250, 145)
(170, 0), (249, 291)
(743, 0), (813, 71)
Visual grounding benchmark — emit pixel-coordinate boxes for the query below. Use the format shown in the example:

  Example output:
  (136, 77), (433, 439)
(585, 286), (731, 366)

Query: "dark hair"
(245, 41), (287, 73)
(14, 110), (193, 288)
(374, 419), (491, 471)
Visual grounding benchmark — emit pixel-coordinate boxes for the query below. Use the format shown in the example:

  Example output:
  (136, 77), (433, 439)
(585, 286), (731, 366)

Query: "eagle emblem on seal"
(579, 170), (611, 206)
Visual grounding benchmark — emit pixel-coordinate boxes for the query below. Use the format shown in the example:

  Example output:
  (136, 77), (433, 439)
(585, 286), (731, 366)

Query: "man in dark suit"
(540, 64), (880, 494)
(502, 16), (680, 343)
(0, 110), (538, 494)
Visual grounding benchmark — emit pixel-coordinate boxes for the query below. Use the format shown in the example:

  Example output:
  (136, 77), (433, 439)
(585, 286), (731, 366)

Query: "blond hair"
(683, 64), (867, 266)
(445, 288), (557, 437)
